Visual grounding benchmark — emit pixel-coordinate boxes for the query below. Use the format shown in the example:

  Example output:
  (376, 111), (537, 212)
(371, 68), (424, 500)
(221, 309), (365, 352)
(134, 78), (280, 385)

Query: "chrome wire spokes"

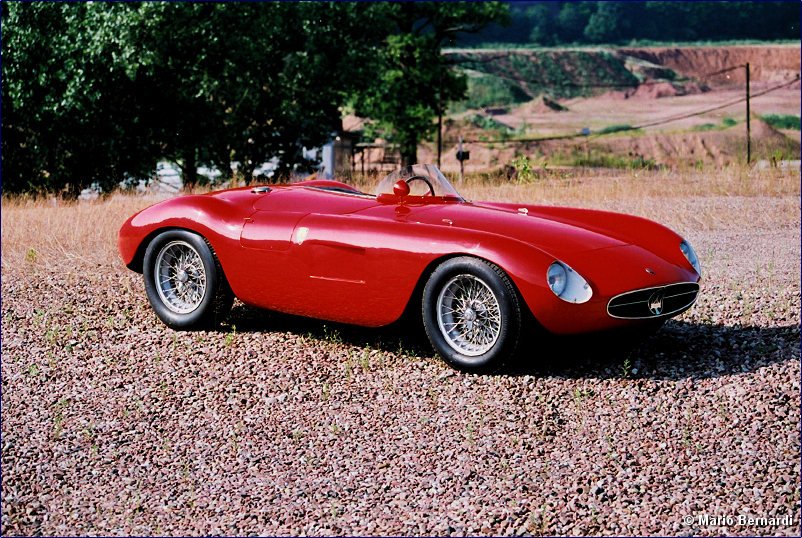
(154, 241), (207, 314)
(436, 274), (502, 357)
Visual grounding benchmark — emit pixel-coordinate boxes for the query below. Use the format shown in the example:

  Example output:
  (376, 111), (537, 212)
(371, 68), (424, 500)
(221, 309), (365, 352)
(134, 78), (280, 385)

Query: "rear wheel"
(143, 230), (233, 329)
(422, 257), (521, 373)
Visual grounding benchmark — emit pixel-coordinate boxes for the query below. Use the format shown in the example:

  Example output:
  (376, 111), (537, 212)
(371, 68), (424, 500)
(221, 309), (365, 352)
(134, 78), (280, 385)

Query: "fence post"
(746, 62), (751, 164)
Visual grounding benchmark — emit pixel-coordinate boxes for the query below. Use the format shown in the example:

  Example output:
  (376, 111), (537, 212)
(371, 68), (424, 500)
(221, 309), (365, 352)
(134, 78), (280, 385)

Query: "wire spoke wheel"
(436, 274), (502, 356)
(154, 240), (207, 314)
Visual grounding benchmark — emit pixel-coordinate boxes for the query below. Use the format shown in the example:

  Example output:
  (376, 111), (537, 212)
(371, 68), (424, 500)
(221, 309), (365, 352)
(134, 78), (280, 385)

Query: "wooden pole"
(458, 136), (464, 186)
(437, 67), (443, 168)
(746, 62), (751, 164)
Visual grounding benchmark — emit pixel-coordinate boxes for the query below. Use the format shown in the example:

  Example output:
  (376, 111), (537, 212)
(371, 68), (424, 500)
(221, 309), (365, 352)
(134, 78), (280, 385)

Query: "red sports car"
(118, 164), (701, 371)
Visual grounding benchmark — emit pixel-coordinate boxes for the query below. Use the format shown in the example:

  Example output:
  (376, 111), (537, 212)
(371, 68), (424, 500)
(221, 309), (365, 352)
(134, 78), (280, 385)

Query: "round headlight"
(547, 262), (567, 296)
(680, 240), (701, 275)
(547, 260), (593, 303)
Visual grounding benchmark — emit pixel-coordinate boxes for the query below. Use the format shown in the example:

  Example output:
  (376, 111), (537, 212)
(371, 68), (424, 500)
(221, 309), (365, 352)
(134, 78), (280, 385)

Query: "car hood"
(410, 202), (628, 258)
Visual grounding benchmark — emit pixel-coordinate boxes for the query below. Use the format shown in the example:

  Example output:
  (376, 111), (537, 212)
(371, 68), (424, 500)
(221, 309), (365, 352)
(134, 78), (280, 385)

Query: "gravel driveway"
(1, 197), (800, 536)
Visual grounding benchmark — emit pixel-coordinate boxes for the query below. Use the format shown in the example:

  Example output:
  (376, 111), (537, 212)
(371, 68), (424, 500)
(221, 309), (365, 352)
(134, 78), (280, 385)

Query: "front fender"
(345, 218), (561, 327)
(117, 196), (246, 272)
(485, 202), (693, 270)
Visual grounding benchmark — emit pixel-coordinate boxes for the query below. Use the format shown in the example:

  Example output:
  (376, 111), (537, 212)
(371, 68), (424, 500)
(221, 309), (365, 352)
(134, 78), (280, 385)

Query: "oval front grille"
(607, 282), (699, 319)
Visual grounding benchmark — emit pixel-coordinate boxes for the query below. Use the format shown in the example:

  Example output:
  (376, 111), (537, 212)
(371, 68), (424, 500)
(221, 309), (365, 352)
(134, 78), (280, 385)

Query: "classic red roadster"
(118, 164), (701, 371)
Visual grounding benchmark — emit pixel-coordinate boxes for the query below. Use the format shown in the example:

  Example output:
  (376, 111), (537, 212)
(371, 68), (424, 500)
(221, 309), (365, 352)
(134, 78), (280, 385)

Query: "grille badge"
(648, 292), (664, 315)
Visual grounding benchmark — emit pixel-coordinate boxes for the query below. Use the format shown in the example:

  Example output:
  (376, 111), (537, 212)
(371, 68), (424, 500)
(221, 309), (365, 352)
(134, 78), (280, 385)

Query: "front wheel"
(422, 257), (521, 373)
(143, 230), (233, 329)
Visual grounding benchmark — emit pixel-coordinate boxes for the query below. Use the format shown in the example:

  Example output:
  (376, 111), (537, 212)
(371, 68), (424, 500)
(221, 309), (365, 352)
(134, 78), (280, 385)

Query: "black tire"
(422, 257), (521, 373)
(143, 229), (233, 329)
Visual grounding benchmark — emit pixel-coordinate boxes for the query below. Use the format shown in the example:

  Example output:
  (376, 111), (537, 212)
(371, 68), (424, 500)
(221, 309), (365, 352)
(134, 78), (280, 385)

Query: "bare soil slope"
(429, 45), (801, 172)
(617, 45), (802, 86)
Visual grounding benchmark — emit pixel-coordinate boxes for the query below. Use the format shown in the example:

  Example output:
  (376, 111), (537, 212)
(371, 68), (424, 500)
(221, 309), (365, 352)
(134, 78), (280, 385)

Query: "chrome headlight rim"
(546, 261), (593, 304)
(680, 240), (701, 276)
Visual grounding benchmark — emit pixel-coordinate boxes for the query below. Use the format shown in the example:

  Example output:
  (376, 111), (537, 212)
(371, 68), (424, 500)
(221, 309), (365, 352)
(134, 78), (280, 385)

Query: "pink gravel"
(1, 225), (800, 536)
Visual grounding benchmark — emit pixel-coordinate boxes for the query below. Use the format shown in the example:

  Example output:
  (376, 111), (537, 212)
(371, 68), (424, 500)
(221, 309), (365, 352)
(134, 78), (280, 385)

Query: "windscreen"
(375, 164), (463, 200)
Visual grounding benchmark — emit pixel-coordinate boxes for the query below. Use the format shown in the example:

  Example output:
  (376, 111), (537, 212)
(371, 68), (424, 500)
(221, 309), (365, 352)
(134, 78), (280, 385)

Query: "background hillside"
(425, 44), (801, 173)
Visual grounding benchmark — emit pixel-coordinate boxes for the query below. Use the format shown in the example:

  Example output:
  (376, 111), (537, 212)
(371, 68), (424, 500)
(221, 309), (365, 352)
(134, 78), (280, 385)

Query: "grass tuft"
(761, 113), (801, 131)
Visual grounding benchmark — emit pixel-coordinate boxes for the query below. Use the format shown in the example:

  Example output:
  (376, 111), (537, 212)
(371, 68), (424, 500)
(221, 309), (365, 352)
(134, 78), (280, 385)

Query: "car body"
(119, 164), (701, 371)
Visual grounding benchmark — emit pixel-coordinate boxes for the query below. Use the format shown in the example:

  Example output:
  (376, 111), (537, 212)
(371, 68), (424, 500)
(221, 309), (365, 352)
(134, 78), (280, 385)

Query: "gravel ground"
(2, 212), (800, 535)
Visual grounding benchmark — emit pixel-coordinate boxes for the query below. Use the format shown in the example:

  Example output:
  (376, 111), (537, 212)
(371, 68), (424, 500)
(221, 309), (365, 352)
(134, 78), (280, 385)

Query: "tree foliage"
(2, 1), (508, 193)
(353, 1), (508, 165)
(458, 1), (801, 47)
(132, 1), (383, 186)
(1, 2), (163, 195)
(1, 1), (386, 194)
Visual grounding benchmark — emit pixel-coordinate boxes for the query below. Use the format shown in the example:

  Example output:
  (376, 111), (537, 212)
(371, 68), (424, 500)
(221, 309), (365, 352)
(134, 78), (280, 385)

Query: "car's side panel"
(119, 187), (700, 334)
(222, 206), (561, 327)
(228, 188), (378, 314)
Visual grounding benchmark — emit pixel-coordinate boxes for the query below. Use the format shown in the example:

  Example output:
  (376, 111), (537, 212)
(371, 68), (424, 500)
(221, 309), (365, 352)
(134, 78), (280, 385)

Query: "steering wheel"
(406, 175), (435, 196)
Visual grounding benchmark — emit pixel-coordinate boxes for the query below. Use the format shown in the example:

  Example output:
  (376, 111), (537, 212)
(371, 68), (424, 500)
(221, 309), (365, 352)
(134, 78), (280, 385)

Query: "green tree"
(1, 2), (162, 195)
(528, 3), (557, 46)
(583, 1), (625, 44)
(116, 2), (383, 187)
(1, 2), (389, 194)
(555, 1), (595, 44)
(354, 1), (508, 165)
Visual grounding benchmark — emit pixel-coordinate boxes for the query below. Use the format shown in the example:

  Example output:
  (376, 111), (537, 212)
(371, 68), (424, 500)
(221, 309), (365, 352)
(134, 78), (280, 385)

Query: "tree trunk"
(182, 147), (198, 191)
(241, 162), (256, 185)
(64, 182), (81, 200)
(399, 135), (419, 167)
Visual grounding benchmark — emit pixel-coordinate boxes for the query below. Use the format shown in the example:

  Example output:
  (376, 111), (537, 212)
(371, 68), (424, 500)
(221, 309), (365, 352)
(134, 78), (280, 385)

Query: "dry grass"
(457, 165), (800, 202)
(345, 163), (800, 201)
(1, 194), (163, 272)
(2, 165), (799, 274)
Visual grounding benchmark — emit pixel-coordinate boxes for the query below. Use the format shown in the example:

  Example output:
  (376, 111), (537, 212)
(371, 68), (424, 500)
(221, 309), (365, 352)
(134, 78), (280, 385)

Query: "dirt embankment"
(593, 118), (801, 168)
(425, 118), (801, 172)
(617, 45), (801, 86)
